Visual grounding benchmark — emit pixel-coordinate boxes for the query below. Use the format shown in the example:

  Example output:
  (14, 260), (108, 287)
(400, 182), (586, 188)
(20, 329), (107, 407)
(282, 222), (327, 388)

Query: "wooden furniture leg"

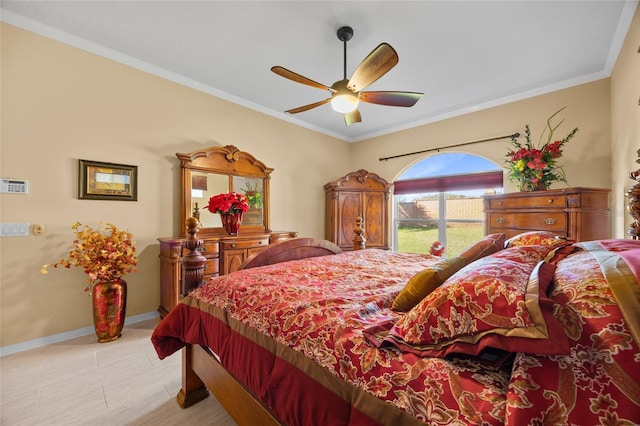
(177, 345), (210, 408)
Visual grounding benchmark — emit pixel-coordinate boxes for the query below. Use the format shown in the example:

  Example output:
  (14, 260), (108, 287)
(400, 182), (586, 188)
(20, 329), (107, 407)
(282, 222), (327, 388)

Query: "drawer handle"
(496, 217), (506, 224)
(231, 243), (236, 248)
(544, 218), (556, 225)
(197, 246), (207, 253)
(547, 199), (554, 204)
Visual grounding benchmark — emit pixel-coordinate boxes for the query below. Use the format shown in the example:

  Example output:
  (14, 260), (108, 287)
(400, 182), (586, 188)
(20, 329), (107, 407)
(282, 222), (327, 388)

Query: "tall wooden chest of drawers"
(483, 187), (610, 241)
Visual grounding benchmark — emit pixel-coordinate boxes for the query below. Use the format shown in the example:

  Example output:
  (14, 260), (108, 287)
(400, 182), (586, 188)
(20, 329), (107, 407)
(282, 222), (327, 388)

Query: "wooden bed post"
(177, 218), (210, 408)
(353, 216), (367, 250)
(180, 217), (207, 295)
(626, 149), (640, 239)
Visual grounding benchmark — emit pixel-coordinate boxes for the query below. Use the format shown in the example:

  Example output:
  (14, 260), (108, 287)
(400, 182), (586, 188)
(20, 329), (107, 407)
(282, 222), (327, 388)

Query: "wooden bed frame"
(178, 344), (281, 425)
(237, 237), (342, 270)
(175, 219), (366, 425)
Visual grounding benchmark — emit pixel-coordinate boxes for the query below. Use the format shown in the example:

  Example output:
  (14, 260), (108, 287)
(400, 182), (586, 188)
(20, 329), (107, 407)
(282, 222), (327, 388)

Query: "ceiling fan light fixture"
(330, 79), (359, 113)
(331, 93), (359, 113)
(271, 25), (422, 124)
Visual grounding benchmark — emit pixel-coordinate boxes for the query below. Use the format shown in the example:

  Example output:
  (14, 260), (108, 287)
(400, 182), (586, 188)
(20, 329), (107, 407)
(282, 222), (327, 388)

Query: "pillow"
(457, 233), (506, 263)
(367, 245), (569, 359)
(505, 231), (569, 248)
(392, 256), (467, 312)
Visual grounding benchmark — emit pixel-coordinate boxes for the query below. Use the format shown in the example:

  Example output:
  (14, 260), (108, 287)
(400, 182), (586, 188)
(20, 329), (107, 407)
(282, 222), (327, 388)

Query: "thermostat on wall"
(1, 179), (29, 194)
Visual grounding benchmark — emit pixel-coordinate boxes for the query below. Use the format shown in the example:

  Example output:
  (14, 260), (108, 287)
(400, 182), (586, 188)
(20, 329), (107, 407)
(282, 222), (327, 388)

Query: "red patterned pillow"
(375, 245), (568, 358)
(458, 233), (506, 263)
(505, 231), (569, 248)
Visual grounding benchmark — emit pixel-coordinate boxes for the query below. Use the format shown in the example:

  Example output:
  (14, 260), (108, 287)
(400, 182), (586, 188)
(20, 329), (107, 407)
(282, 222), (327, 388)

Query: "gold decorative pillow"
(392, 256), (467, 312)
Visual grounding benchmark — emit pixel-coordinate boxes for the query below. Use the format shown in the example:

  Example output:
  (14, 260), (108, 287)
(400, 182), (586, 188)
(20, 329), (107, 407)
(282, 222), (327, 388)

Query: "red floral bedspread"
(152, 243), (640, 425)
(154, 250), (511, 424)
(505, 242), (640, 425)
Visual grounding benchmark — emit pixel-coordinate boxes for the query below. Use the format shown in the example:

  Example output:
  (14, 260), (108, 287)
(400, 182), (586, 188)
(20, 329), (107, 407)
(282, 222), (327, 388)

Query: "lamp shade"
(330, 79), (359, 113)
(331, 94), (359, 113)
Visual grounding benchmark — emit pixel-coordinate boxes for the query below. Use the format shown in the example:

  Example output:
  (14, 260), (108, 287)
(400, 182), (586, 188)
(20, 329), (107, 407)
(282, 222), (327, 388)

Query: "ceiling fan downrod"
(336, 26), (353, 80)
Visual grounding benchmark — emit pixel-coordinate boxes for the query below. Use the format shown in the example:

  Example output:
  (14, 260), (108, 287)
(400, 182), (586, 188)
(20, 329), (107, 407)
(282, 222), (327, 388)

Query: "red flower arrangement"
(206, 192), (250, 214)
(506, 107), (578, 191)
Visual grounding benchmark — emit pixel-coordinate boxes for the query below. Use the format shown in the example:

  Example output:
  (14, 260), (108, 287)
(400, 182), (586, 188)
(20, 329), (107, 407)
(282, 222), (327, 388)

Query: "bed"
(152, 221), (640, 424)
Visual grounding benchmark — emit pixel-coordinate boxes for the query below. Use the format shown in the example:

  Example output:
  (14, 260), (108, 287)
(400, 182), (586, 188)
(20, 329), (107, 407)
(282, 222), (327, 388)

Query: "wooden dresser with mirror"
(158, 145), (297, 317)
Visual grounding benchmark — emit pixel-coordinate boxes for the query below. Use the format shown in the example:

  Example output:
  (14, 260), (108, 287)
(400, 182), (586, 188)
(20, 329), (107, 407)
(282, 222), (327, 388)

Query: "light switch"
(1, 223), (30, 237)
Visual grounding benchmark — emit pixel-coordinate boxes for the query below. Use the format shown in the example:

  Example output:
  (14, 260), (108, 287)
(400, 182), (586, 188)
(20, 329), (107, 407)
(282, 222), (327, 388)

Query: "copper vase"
(92, 278), (127, 343)
(220, 212), (243, 235)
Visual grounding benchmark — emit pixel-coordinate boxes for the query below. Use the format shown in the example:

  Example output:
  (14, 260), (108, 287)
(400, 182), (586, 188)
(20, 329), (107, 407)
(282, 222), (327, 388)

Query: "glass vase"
(519, 181), (549, 192)
(220, 212), (243, 235)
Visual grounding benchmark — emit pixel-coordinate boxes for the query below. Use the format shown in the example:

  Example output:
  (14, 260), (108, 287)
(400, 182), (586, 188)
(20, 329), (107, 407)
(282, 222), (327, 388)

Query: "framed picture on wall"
(79, 159), (138, 201)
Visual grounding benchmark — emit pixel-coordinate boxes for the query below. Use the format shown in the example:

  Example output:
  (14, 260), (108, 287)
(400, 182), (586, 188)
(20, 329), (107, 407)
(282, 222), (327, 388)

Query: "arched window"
(393, 153), (503, 256)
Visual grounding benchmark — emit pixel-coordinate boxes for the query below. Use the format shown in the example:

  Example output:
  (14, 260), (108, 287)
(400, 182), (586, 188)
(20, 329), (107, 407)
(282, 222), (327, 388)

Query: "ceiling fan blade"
(285, 98), (331, 114)
(344, 109), (362, 126)
(347, 43), (398, 92)
(360, 91), (423, 107)
(271, 66), (331, 91)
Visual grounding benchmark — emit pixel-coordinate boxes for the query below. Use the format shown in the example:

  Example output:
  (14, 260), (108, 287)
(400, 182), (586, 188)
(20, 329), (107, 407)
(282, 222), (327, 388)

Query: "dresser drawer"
(483, 188), (610, 243)
(220, 237), (269, 251)
(488, 212), (567, 231)
(182, 240), (218, 256)
(203, 258), (219, 276)
(489, 194), (566, 210)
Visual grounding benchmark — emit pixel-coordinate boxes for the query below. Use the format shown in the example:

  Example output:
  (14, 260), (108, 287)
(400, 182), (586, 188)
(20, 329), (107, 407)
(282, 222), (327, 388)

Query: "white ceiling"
(1, 1), (637, 142)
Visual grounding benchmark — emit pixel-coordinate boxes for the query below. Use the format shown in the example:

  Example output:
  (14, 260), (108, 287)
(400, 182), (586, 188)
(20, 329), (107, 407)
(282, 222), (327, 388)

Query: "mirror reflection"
(234, 176), (264, 226)
(190, 172), (228, 228)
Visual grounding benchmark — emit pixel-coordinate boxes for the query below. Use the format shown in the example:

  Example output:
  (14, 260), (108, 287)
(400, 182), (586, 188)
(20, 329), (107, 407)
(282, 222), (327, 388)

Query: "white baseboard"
(0, 311), (159, 357)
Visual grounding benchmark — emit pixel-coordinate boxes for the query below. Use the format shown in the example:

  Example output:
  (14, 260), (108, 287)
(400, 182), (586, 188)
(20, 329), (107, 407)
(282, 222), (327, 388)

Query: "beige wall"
(0, 23), (351, 347)
(1, 9), (637, 348)
(611, 6), (640, 238)
(352, 79), (611, 196)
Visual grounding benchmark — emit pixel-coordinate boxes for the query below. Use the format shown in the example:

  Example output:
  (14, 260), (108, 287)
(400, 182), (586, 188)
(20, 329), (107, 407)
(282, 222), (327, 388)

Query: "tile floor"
(0, 318), (236, 425)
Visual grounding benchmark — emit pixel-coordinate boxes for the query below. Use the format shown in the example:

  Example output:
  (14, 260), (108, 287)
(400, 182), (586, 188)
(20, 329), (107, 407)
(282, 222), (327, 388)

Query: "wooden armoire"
(324, 170), (392, 251)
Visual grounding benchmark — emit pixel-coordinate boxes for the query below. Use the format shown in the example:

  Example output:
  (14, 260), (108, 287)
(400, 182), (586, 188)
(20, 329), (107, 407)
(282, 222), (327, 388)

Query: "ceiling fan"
(271, 26), (424, 126)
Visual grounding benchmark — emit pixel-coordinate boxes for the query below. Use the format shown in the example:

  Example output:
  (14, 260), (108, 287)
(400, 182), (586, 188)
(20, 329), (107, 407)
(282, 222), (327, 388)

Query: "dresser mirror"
(178, 145), (272, 236)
